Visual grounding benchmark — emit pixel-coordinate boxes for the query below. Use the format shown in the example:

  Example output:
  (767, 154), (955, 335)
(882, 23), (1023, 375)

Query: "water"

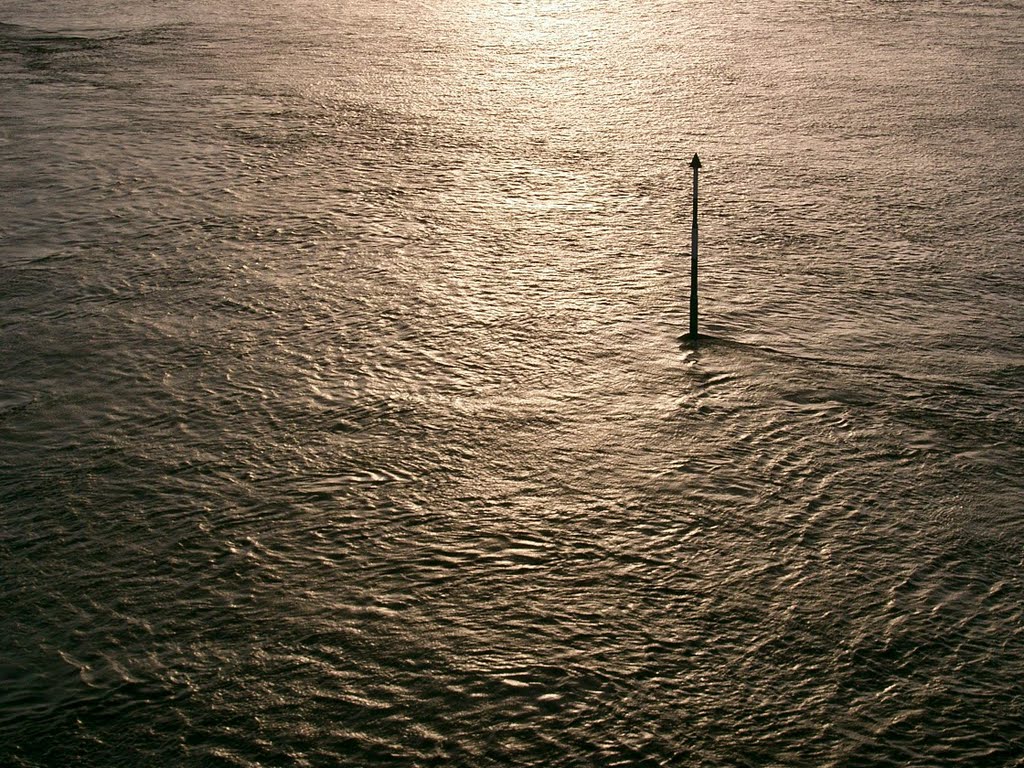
(2, 0), (1023, 765)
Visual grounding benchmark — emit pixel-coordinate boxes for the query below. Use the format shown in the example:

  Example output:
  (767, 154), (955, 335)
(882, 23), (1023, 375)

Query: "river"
(2, 1), (1023, 765)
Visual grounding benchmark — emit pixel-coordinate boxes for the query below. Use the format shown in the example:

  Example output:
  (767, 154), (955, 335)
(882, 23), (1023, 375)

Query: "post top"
(689, 153), (702, 170)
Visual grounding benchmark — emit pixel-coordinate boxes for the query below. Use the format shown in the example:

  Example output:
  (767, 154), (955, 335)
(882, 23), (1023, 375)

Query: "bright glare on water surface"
(2, 1), (1024, 766)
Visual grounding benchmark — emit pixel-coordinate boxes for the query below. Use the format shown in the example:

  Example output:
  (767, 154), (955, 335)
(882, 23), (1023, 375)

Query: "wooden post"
(688, 153), (701, 339)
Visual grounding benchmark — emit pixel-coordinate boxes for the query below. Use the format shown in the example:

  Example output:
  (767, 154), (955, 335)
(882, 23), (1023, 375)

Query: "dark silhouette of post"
(688, 153), (701, 339)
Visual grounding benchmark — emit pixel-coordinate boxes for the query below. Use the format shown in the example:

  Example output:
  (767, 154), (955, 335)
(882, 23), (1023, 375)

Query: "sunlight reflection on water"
(1, 0), (1023, 765)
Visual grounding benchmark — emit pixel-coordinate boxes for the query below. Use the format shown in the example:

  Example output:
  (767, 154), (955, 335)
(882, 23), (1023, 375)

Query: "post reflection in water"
(1, 0), (1023, 766)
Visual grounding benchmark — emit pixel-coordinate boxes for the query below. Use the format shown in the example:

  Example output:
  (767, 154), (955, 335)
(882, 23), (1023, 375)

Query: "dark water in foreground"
(2, 0), (1024, 765)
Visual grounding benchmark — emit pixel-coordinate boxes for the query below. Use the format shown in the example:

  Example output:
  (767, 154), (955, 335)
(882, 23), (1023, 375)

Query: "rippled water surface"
(2, 0), (1024, 765)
